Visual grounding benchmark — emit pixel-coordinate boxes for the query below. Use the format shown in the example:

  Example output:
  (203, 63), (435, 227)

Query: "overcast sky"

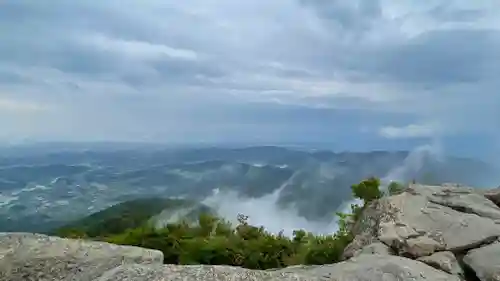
(1, 1), (499, 156)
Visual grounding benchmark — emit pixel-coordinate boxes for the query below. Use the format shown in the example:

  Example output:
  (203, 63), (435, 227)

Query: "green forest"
(56, 178), (402, 270)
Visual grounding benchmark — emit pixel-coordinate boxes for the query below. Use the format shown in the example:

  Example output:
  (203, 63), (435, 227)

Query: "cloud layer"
(1, 1), (499, 157)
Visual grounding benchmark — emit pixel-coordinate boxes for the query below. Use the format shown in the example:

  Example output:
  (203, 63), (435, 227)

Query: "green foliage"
(387, 181), (406, 196)
(351, 177), (382, 204)
(56, 178), (382, 270)
(53, 198), (206, 238)
(350, 203), (363, 222)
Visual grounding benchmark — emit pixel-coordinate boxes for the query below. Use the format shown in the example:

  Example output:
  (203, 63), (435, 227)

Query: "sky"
(1, 1), (500, 158)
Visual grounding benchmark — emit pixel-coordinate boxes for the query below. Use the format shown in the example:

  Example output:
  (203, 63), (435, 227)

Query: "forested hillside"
(54, 178), (385, 269)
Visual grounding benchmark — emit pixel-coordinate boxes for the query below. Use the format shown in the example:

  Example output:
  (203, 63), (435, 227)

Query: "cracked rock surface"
(417, 251), (464, 277)
(1, 184), (500, 280)
(463, 242), (500, 281)
(377, 191), (500, 255)
(346, 183), (500, 281)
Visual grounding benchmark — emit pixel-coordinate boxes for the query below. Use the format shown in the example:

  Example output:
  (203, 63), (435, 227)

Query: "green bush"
(58, 178), (384, 269)
(103, 211), (358, 269)
(351, 177), (382, 204)
(387, 181), (405, 195)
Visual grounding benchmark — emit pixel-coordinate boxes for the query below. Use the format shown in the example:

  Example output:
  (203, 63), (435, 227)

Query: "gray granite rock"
(97, 264), (306, 281)
(463, 242), (500, 281)
(0, 232), (163, 281)
(484, 187), (500, 207)
(355, 242), (393, 256)
(418, 251), (463, 277)
(97, 254), (460, 281)
(415, 184), (500, 220)
(377, 186), (500, 257)
(280, 254), (461, 281)
(341, 201), (383, 259)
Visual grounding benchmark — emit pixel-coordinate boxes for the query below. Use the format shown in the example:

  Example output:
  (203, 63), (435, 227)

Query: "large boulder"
(417, 251), (463, 277)
(0, 232), (163, 281)
(463, 242), (500, 281)
(483, 187), (500, 207)
(356, 242), (393, 256)
(279, 254), (460, 281)
(416, 184), (500, 220)
(346, 184), (500, 258)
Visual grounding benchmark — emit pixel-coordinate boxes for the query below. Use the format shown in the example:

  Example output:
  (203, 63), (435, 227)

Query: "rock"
(97, 255), (460, 281)
(0, 232), (163, 281)
(405, 235), (445, 257)
(342, 233), (378, 259)
(463, 242), (500, 281)
(415, 184), (500, 220)
(279, 254), (461, 281)
(344, 240), (393, 258)
(484, 187), (500, 207)
(417, 251), (463, 277)
(96, 264), (313, 281)
(356, 242), (393, 256)
(342, 201), (383, 259)
(376, 186), (500, 257)
(342, 184), (500, 279)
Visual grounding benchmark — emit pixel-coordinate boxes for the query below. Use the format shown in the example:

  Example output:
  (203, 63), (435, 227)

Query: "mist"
(202, 142), (450, 237)
(381, 143), (444, 189)
(202, 187), (343, 237)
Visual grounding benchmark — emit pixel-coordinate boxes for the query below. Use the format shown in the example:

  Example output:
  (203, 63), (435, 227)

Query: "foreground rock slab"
(281, 254), (461, 281)
(463, 242), (500, 281)
(0, 232), (163, 281)
(97, 264), (305, 281)
(97, 254), (460, 281)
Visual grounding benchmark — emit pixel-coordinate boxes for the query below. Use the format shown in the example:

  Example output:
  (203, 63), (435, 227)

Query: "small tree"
(351, 177), (381, 204)
(387, 181), (405, 195)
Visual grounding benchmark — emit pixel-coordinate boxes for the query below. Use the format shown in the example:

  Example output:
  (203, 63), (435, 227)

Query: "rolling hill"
(53, 198), (215, 238)
(0, 145), (498, 233)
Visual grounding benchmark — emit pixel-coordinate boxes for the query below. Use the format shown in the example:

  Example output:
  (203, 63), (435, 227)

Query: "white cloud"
(0, 98), (52, 113)
(81, 34), (199, 61)
(379, 123), (440, 139)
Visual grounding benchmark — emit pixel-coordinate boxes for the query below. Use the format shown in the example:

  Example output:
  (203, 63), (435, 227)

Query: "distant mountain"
(0, 145), (498, 233)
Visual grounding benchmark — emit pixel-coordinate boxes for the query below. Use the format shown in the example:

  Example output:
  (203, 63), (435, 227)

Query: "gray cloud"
(0, 0), (499, 155)
(299, 0), (382, 33)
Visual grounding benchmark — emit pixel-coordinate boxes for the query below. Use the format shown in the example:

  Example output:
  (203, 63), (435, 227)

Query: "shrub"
(351, 177), (382, 204)
(387, 181), (406, 195)
(59, 178), (384, 269)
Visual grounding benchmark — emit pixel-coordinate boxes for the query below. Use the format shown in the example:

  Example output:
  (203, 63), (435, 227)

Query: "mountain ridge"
(1, 146), (499, 234)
